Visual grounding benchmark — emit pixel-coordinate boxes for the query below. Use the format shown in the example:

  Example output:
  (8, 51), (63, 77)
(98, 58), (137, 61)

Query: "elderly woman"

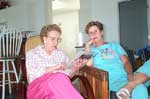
(26, 24), (84, 99)
(84, 21), (150, 99)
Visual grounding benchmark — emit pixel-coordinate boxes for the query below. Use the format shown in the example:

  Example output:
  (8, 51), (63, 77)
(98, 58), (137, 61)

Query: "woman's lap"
(136, 60), (150, 78)
(135, 60), (150, 87)
(27, 72), (83, 99)
(132, 84), (148, 99)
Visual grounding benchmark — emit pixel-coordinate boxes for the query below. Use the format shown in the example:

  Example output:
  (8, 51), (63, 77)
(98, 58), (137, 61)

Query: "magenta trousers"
(27, 72), (83, 99)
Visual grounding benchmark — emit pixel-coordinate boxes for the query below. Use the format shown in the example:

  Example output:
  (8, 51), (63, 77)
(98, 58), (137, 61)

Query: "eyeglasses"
(88, 30), (99, 36)
(88, 32), (97, 36)
(47, 36), (62, 43)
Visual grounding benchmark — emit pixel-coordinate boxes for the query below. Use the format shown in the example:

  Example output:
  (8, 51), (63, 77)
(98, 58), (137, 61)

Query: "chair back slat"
(9, 33), (12, 56)
(12, 31), (15, 56)
(0, 28), (23, 58)
(14, 31), (18, 55)
(6, 32), (9, 56)
(2, 35), (6, 56)
(16, 32), (22, 55)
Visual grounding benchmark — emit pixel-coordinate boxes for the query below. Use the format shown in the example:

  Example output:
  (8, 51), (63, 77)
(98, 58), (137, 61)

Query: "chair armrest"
(78, 66), (109, 99)
(71, 75), (95, 99)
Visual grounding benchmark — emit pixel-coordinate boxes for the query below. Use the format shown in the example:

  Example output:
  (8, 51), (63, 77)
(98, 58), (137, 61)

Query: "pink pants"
(27, 72), (83, 99)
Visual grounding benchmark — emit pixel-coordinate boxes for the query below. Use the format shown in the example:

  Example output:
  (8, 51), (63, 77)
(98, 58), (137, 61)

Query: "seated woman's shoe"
(116, 88), (131, 99)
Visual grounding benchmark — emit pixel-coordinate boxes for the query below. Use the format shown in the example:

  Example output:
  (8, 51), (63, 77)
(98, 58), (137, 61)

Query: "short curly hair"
(40, 24), (61, 42)
(85, 21), (103, 34)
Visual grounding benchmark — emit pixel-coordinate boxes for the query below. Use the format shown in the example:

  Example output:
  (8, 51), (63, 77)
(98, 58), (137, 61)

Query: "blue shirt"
(90, 42), (128, 91)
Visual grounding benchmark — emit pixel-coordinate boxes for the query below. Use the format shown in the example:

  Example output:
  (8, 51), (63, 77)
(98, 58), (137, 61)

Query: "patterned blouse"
(26, 45), (70, 83)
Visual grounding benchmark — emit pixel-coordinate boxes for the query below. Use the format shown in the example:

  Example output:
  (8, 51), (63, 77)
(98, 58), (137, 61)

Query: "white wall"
(9, 0), (26, 6)
(92, 0), (121, 42)
(0, 0), (52, 33)
(53, 11), (79, 59)
(52, 0), (80, 58)
(79, 0), (138, 43)
(0, 4), (29, 29)
(79, 0), (92, 33)
(26, 0), (52, 32)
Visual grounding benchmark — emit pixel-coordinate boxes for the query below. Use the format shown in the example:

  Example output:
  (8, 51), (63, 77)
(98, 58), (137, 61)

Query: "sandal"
(116, 88), (131, 99)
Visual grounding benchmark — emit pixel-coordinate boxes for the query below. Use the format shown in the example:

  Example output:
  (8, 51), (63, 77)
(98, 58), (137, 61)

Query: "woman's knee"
(132, 84), (148, 99)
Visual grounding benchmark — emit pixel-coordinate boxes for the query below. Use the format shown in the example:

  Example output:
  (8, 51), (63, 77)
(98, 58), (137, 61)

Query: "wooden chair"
(17, 35), (109, 99)
(78, 66), (109, 99)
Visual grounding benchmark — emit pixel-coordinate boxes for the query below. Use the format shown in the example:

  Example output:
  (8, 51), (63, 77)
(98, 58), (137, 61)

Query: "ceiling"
(52, 0), (80, 14)
(0, 0), (80, 13)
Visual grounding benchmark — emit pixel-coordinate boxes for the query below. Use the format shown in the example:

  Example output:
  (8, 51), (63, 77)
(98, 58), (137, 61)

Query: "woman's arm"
(86, 59), (93, 66)
(46, 62), (66, 73)
(69, 58), (92, 78)
(120, 55), (134, 81)
(84, 40), (93, 66)
(85, 40), (93, 52)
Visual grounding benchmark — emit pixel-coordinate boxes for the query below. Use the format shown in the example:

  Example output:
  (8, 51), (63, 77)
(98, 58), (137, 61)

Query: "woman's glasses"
(47, 36), (62, 43)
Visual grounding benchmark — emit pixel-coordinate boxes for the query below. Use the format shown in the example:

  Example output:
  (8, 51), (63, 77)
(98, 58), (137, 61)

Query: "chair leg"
(17, 82), (26, 99)
(1, 60), (20, 99)
(18, 64), (22, 81)
(11, 60), (19, 83)
(6, 61), (12, 94)
(2, 62), (6, 99)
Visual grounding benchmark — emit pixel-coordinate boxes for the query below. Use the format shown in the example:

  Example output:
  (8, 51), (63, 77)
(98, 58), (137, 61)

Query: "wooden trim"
(79, 66), (109, 99)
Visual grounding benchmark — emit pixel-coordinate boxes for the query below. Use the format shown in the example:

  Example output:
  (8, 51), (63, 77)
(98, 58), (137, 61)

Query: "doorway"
(52, 0), (80, 59)
(119, 0), (148, 50)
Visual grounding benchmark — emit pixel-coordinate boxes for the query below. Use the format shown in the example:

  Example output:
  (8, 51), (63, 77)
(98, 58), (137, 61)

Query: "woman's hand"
(57, 62), (66, 70)
(68, 59), (85, 78)
(69, 58), (89, 78)
(72, 58), (88, 70)
(86, 39), (93, 46)
(45, 62), (66, 73)
(85, 39), (93, 52)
